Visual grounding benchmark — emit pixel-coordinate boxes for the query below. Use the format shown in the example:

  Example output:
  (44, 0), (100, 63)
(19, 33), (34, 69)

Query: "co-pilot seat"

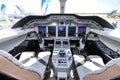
(73, 55), (104, 80)
(84, 58), (120, 80)
(0, 50), (41, 80)
(74, 54), (120, 80)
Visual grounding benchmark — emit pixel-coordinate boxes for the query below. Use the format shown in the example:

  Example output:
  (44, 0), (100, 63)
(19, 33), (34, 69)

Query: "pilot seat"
(0, 50), (41, 80)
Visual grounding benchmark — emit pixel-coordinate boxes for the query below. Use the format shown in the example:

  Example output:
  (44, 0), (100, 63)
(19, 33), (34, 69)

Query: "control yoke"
(78, 32), (86, 53)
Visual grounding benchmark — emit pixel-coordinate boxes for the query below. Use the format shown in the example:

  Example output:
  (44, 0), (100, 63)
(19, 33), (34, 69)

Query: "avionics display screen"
(38, 26), (46, 36)
(63, 41), (69, 48)
(68, 26), (76, 36)
(58, 26), (66, 37)
(48, 26), (56, 36)
(78, 26), (86, 36)
(55, 41), (61, 48)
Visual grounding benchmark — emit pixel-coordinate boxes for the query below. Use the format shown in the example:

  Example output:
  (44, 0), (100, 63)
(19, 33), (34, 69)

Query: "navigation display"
(68, 26), (76, 36)
(38, 26), (46, 36)
(58, 26), (66, 37)
(48, 26), (56, 36)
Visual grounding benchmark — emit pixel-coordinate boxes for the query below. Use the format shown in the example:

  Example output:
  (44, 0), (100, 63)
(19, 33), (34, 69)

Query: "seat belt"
(76, 60), (85, 68)
(20, 56), (34, 64)
(21, 56), (47, 67)
(84, 56), (104, 68)
(90, 60), (104, 68)
(38, 59), (47, 66)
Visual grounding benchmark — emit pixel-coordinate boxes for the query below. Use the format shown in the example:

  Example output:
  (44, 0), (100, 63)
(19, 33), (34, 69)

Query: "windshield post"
(59, 0), (67, 14)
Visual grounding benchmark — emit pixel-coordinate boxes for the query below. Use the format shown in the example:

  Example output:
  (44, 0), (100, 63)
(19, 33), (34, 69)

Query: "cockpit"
(0, 14), (120, 80)
(0, 0), (120, 79)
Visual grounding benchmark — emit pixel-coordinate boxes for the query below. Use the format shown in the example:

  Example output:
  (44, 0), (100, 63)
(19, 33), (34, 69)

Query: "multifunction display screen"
(48, 26), (56, 36)
(58, 26), (66, 37)
(38, 26), (46, 36)
(68, 26), (76, 36)
(78, 26), (86, 36)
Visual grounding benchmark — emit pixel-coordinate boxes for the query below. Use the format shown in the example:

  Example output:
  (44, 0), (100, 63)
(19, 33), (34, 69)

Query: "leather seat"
(23, 51), (51, 80)
(73, 55), (84, 65)
(84, 58), (120, 80)
(19, 51), (35, 63)
(73, 55), (104, 80)
(88, 55), (104, 66)
(0, 50), (41, 80)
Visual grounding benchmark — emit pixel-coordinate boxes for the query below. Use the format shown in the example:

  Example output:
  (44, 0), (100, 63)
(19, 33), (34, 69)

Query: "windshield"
(0, 0), (120, 29)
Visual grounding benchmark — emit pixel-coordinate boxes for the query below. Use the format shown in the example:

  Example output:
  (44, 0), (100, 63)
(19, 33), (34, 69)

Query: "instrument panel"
(17, 14), (113, 40)
(25, 15), (106, 40)
(34, 15), (95, 40)
(38, 25), (87, 39)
